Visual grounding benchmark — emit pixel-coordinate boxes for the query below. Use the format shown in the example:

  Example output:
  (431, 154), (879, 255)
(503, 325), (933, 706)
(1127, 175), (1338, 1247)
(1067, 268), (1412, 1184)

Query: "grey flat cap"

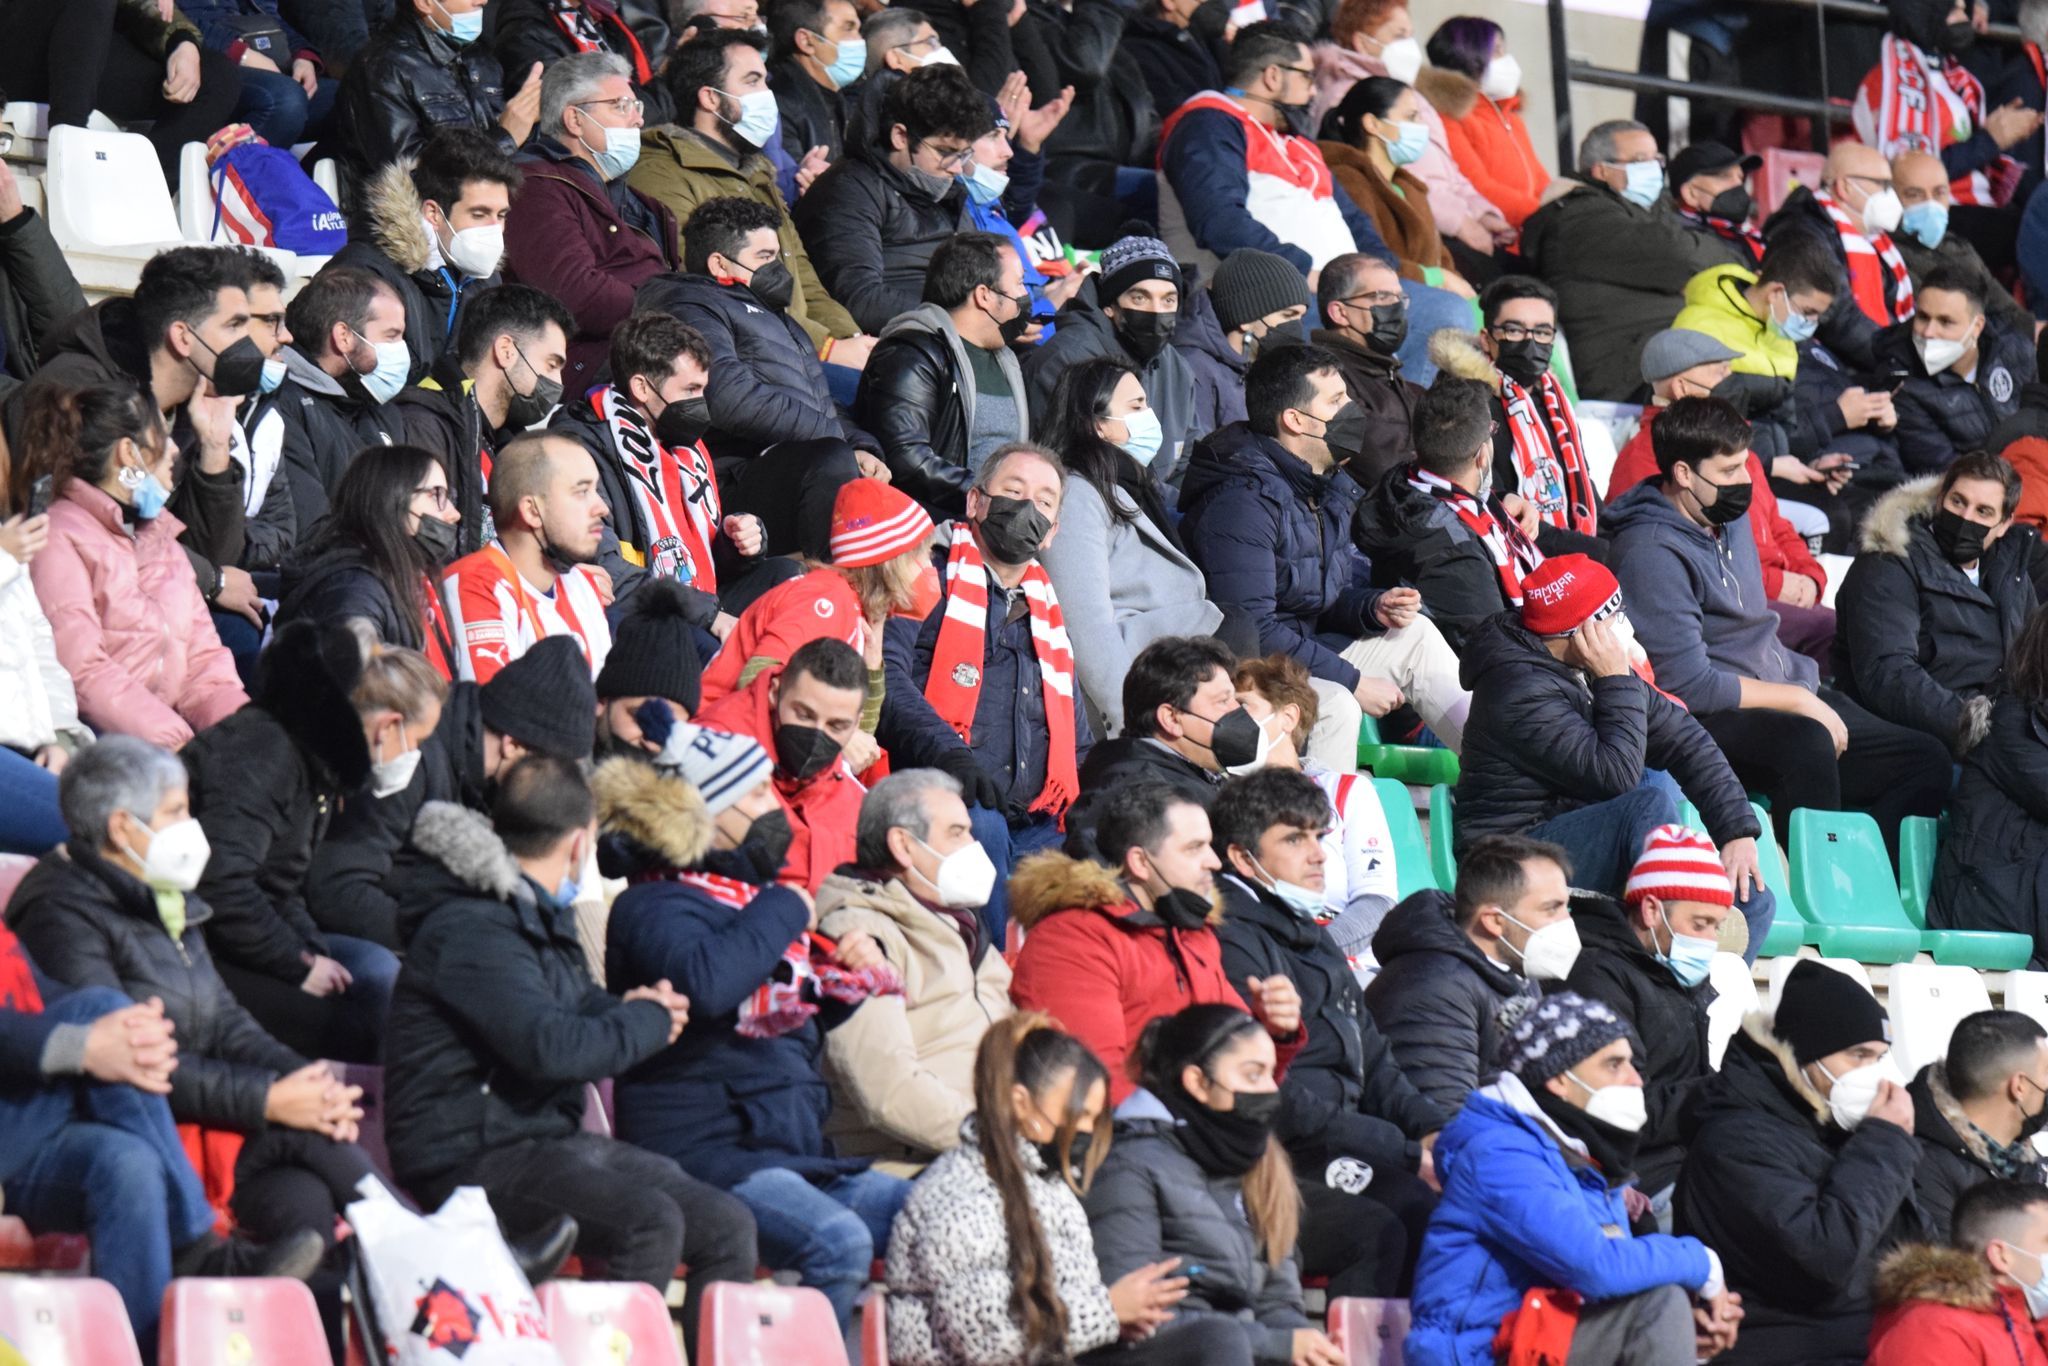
(1641, 328), (1743, 384)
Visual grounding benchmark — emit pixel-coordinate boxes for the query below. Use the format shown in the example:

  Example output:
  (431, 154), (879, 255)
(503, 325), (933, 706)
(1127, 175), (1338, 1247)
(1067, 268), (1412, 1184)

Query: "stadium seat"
(1897, 815), (1939, 926)
(1787, 809), (2027, 966)
(1370, 778), (1439, 900)
(1765, 954), (1872, 1012)
(1356, 715), (1459, 786)
(1705, 952), (1759, 1069)
(1750, 807), (1806, 959)
(45, 125), (181, 252)
(0, 1275), (144, 1366)
(540, 1281), (683, 1366)
(172, 141), (336, 279)
(1427, 785), (1456, 893)
(697, 1283), (848, 1366)
(1756, 147), (1826, 217)
(159, 1277), (323, 1365)
(1889, 962), (1995, 1079)
(860, 1288), (888, 1366)
(2005, 970), (2048, 1031)
(1328, 1296), (1410, 1365)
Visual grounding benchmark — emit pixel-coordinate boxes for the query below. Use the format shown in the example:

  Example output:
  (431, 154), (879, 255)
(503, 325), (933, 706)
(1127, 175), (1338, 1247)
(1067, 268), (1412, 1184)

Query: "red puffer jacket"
(1868, 1243), (2048, 1365)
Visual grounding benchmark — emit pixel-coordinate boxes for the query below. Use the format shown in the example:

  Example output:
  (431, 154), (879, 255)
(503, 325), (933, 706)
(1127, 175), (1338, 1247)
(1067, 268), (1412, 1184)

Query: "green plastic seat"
(1753, 810), (1805, 958)
(1428, 784), (1458, 892)
(1355, 715), (1461, 786)
(1898, 814), (1939, 927)
(1788, 809), (2030, 968)
(1371, 779), (1439, 900)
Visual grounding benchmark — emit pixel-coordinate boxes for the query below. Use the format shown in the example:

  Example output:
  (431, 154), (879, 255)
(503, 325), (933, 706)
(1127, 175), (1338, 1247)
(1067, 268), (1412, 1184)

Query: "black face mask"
(1183, 705), (1262, 770)
(1931, 506), (1992, 566)
(1114, 308), (1179, 364)
(1033, 1128), (1093, 1180)
(1148, 885), (1214, 930)
(2021, 1080), (2048, 1143)
(1532, 1085), (1641, 1187)
(1494, 336), (1553, 387)
(192, 334), (268, 398)
(1706, 185), (1753, 223)
(986, 291), (1034, 346)
(1943, 18), (1976, 52)
(773, 721), (842, 781)
(701, 806), (794, 884)
(744, 259), (797, 313)
(977, 494), (1051, 563)
(504, 347), (562, 429)
(1366, 300), (1408, 357)
(1689, 471), (1754, 527)
(1162, 1077), (1281, 1177)
(654, 395), (711, 448)
(1319, 402), (1369, 463)
(413, 513), (459, 566)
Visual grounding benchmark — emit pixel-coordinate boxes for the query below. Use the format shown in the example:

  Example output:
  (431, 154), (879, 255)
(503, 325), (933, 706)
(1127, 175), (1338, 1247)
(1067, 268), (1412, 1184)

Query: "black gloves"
(934, 749), (1003, 812)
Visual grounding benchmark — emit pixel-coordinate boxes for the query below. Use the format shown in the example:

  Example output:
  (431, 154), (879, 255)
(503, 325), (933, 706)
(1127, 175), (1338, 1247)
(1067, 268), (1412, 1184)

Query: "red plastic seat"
(159, 1277), (324, 1365)
(0, 1274), (144, 1366)
(697, 1282), (848, 1366)
(861, 1288), (887, 1365)
(1328, 1296), (1411, 1366)
(540, 1280), (683, 1366)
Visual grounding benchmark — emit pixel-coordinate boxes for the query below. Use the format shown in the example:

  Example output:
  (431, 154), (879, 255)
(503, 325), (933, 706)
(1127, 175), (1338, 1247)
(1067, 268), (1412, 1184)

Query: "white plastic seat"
(1706, 952), (1759, 1069)
(1889, 962), (1995, 1079)
(46, 124), (182, 253)
(1765, 954), (1872, 1012)
(2005, 970), (2048, 1032)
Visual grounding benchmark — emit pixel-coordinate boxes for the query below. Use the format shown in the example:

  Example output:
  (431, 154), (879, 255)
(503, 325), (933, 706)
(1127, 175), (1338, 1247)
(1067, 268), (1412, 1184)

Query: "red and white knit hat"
(828, 477), (934, 568)
(1624, 824), (1734, 907)
(1520, 554), (1622, 638)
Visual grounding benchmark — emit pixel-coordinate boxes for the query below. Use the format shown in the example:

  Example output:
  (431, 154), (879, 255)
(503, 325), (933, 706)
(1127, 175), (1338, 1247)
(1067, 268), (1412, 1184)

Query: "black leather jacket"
(338, 14), (516, 178)
(856, 322), (972, 518)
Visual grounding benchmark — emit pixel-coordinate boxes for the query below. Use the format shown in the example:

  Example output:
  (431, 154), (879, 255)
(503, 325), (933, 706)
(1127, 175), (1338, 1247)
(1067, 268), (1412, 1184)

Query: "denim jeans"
(232, 68), (340, 150)
(218, 931), (396, 1063)
(965, 805), (1067, 949)
(729, 1166), (911, 1337)
(0, 746), (66, 854)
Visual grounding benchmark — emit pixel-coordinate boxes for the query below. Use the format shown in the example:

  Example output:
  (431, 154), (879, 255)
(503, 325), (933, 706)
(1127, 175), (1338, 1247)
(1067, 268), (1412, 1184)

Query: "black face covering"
(1185, 705), (1262, 769)
(1532, 1085), (1642, 1187)
(1689, 472), (1754, 527)
(654, 396), (711, 448)
(413, 513), (458, 566)
(193, 335), (268, 398)
(773, 721), (841, 781)
(1707, 185), (1753, 223)
(1114, 308), (1179, 364)
(1494, 337), (1554, 387)
(702, 807), (795, 884)
(1366, 300), (1409, 356)
(1161, 1078), (1281, 1177)
(986, 291), (1034, 346)
(1943, 18), (1976, 52)
(978, 494), (1051, 563)
(1149, 885), (1214, 930)
(744, 259), (797, 313)
(1931, 507), (1992, 566)
(1319, 403), (1369, 463)
(504, 349), (562, 429)
(1034, 1128), (1093, 1180)
(2021, 1082), (2048, 1143)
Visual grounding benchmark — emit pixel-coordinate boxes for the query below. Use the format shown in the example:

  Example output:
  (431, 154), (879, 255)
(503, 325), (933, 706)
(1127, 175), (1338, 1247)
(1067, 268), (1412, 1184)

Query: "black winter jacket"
(1349, 464), (1517, 655)
(1214, 874), (1447, 1179)
(1791, 340), (1907, 488)
(274, 543), (433, 656)
(1930, 694), (2048, 964)
(1907, 1060), (2048, 1245)
(337, 14), (515, 179)
(486, 0), (673, 127)
(384, 800), (672, 1196)
(0, 207), (86, 402)
(1876, 319), (2035, 476)
(855, 303), (1028, 519)
(1563, 896), (1714, 1193)
(7, 843), (304, 1132)
(1452, 613), (1758, 855)
(918, 0), (1022, 103)
(1311, 328), (1420, 490)
(1179, 423), (1383, 691)
(392, 350), (497, 556)
(1171, 290), (1249, 443)
(1675, 1020), (1925, 1365)
(1836, 476), (2038, 753)
(1013, 0), (1157, 178)
(771, 57), (847, 168)
(1063, 736), (1221, 863)
(791, 143), (975, 336)
(248, 346), (400, 533)
(1119, 7), (1226, 119)
(1363, 890), (1538, 1116)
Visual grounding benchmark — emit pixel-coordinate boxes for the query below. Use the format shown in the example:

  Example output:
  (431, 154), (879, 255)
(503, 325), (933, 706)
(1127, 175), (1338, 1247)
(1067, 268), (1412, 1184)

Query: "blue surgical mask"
(1619, 159), (1666, 209)
(1770, 289), (1818, 344)
(433, 0), (484, 44)
(1654, 904), (1718, 988)
(963, 161), (1009, 206)
(134, 470), (172, 520)
(1901, 199), (1950, 249)
(258, 357), (287, 395)
(718, 88), (781, 149)
(820, 33), (866, 89)
(1248, 856), (1324, 921)
(1119, 406), (1164, 466)
(353, 330), (412, 406)
(581, 121), (642, 181)
(1382, 120), (1428, 167)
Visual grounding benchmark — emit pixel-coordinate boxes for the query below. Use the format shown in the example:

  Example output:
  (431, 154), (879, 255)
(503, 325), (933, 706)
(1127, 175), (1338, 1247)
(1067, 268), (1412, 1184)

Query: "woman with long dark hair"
(886, 1012), (1249, 1365)
(276, 445), (463, 680)
(1085, 1003), (1345, 1366)
(1319, 76), (1474, 299)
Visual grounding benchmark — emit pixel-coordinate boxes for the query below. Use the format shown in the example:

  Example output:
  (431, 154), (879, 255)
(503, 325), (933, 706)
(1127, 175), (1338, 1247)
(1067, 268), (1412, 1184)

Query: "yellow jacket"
(1671, 263), (1798, 381)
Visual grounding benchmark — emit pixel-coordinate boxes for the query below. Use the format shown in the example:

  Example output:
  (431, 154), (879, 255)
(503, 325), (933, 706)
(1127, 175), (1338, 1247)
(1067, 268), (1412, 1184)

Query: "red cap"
(1519, 554), (1621, 638)
(828, 478), (934, 568)
(1626, 824), (1734, 908)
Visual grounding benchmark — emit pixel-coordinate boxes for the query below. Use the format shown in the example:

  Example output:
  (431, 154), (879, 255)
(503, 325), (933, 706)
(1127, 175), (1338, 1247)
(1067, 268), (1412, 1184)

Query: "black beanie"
(1209, 249), (1310, 335)
(596, 580), (703, 713)
(478, 637), (597, 759)
(1772, 960), (1890, 1063)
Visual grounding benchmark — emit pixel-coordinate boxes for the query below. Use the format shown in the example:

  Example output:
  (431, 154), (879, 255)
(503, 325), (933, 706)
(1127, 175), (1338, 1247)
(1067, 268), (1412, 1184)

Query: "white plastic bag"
(347, 1179), (564, 1365)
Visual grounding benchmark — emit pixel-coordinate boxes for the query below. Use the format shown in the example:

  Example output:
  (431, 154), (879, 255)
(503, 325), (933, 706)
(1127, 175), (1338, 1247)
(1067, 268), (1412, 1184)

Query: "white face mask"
(1860, 185), (1905, 236)
(915, 834), (998, 909)
(1914, 330), (1975, 376)
(1566, 1069), (1649, 1132)
(1223, 711), (1277, 777)
(370, 722), (423, 799)
(919, 43), (960, 66)
(127, 814), (212, 893)
(444, 222), (506, 278)
(1502, 910), (1582, 980)
(720, 87), (782, 148)
(1377, 35), (1423, 85)
(2000, 1242), (2048, 1320)
(1813, 1053), (1906, 1130)
(1480, 53), (1522, 101)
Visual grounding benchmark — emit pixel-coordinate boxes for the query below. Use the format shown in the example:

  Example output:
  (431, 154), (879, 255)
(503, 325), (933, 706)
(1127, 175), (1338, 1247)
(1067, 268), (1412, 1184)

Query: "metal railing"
(1546, 0), (2027, 168)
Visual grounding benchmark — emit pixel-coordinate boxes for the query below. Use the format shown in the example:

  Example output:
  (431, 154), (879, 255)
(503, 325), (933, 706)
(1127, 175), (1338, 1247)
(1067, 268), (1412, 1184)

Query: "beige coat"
(816, 871), (1013, 1177)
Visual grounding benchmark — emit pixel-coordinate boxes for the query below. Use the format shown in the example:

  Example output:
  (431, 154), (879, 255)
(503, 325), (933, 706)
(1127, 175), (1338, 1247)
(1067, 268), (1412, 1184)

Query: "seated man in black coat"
(1363, 835), (1566, 1116)
(1884, 265), (2036, 479)
(1211, 767), (1445, 1296)
(1454, 552), (1774, 952)
(1311, 252), (1423, 490)
(1566, 826), (1735, 1207)
(1908, 1009), (2048, 1243)
(1836, 451), (2039, 758)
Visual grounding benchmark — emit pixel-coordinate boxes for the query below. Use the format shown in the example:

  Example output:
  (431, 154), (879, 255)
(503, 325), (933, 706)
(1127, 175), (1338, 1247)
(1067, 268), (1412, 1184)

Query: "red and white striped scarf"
(1676, 205), (1764, 267)
(1407, 464), (1543, 607)
(1815, 190), (1916, 326)
(1866, 33), (2019, 207)
(594, 384), (723, 596)
(551, 0), (653, 84)
(1499, 373), (1598, 537)
(923, 522), (1079, 817)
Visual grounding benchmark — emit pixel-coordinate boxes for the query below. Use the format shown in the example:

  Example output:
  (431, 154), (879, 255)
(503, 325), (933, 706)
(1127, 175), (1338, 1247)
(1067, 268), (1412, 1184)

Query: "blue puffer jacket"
(1407, 1074), (1717, 1366)
(1178, 421), (1383, 690)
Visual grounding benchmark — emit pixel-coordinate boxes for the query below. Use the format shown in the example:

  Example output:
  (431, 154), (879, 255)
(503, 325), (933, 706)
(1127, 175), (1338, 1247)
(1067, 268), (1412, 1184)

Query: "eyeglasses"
(892, 33), (942, 53)
(250, 312), (285, 330)
(1337, 291), (1404, 309)
(1277, 64), (1315, 79)
(918, 140), (975, 172)
(1600, 155), (1667, 170)
(412, 485), (453, 510)
(1845, 173), (1895, 193)
(1491, 322), (1557, 343)
(577, 94), (644, 120)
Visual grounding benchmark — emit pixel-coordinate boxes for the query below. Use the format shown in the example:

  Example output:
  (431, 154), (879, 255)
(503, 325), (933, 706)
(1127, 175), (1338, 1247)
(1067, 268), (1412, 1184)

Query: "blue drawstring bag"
(210, 138), (347, 255)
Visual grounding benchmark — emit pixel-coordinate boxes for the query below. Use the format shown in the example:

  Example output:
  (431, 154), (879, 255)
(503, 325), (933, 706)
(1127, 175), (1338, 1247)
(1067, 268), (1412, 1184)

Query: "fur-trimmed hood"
(1737, 1010), (1834, 1123)
(1860, 475), (1943, 556)
(1428, 328), (1503, 394)
(410, 800), (525, 901)
(590, 755), (712, 874)
(357, 157), (435, 276)
(1415, 65), (1482, 120)
(1006, 852), (1224, 933)
(1875, 1242), (2001, 1312)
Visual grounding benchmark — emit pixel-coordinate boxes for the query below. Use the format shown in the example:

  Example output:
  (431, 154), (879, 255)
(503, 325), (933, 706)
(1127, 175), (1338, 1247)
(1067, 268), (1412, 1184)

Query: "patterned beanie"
(828, 477), (934, 568)
(1502, 991), (1631, 1083)
(1099, 235), (1182, 303)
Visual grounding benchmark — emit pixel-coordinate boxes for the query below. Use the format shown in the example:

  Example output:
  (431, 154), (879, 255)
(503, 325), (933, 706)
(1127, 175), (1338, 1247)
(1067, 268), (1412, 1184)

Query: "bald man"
(1892, 150), (2036, 340)
(441, 431), (617, 682)
(1762, 140), (1915, 369)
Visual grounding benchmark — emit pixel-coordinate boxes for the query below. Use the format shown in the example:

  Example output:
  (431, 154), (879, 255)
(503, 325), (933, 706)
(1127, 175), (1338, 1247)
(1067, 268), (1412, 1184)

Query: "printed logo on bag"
(411, 1279), (483, 1356)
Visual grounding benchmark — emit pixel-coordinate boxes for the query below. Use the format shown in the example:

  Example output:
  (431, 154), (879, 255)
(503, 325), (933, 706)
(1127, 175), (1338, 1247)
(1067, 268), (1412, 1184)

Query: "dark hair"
(784, 636), (867, 693)
(1222, 19), (1310, 88)
(1245, 343), (1343, 437)
(1211, 767), (1331, 863)
(1946, 1010), (2048, 1103)
(767, 0), (832, 57)
(922, 232), (1011, 308)
(2010, 607), (2048, 705)
(1132, 1004), (1299, 1264)
(1453, 833), (1571, 928)
(296, 445), (446, 650)
(883, 62), (995, 146)
(609, 312), (714, 395)
(1940, 451), (2024, 521)
(411, 126), (523, 214)
(1479, 274), (1558, 329)
(1324, 74), (1409, 146)
(1425, 15), (1503, 80)
(226, 245), (288, 294)
(683, 195), (783, 276)
(1757, 233), (1843, 298)
(1123, 635), (1236, 740)
(1096, 780), (1202, 870)
(18, 381), (165, 501)
(972, 1014), (1114, 1360)
(1650, 395), (1752, 479)
(454, 284), (575, 369)
(287, 266), (396, 358)
(492, 754), (596, 857)
(1040, 356), (1174, 535)
(1952, 1179), (2048, 1254)
(1411, 376), (1494, 479)
(1919, 262), (1988, 318)
(664, 27), (768, 124)
(1314, 251), (1393, 328)
(133, 246), (250, 353)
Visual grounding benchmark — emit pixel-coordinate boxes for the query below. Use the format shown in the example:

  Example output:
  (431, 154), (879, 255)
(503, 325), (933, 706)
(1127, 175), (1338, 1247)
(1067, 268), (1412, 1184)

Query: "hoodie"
(1022, 280), (1198, 485)
(1605, 479), (1818, 717)
(1171, 286), (1250, 439)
